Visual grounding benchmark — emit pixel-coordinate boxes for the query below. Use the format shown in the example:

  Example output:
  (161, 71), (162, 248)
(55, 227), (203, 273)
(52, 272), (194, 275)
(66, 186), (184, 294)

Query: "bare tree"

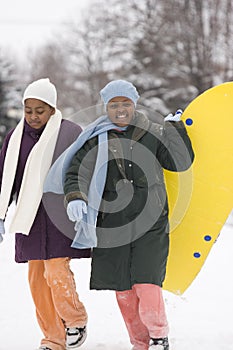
(122, 0), (233, 110)
(27, 43), (71, 112)
(221, 0), (233, 80)
(0, 49), (20, 147)
(163, 0), (233, 91)
(25, 0), (233, 117)
(61, 0), (137, 107)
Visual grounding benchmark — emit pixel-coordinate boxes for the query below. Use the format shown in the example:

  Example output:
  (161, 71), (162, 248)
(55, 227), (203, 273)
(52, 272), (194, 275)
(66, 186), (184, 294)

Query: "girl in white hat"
(0, 78), (91, 350)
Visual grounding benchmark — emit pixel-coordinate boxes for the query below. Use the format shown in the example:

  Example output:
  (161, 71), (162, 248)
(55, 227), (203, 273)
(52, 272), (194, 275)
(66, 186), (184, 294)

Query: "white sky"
(0, 0), (90, 56)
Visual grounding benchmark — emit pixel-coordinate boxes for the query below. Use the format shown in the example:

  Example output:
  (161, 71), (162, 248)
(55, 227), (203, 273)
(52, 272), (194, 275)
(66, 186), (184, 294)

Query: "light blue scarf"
(44, 115), (122, 249)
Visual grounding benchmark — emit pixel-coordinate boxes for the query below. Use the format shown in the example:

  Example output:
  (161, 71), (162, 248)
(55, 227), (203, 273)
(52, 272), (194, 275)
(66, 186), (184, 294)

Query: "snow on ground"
(0, 209), (232, 350)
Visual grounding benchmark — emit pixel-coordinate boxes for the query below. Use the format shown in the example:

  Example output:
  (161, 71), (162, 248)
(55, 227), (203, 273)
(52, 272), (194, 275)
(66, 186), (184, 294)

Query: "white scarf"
(0, 110), (62, 234)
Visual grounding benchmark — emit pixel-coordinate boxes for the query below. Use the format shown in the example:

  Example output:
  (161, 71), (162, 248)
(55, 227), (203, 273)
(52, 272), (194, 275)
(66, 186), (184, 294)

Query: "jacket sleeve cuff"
(64, 191), (88, 207)
(165, 120), (185, 129)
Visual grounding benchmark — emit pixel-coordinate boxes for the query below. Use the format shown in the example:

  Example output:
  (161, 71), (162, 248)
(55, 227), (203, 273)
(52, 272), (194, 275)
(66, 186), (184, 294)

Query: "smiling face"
(24, 98), (55, 129)
(107, 96), (135, 127)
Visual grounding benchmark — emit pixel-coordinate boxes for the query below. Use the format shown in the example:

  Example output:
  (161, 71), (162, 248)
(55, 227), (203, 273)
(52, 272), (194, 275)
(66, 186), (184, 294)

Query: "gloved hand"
(164, 109), (183, 122)
(67, 200), (87, 222)
(0, 219), (5, 243)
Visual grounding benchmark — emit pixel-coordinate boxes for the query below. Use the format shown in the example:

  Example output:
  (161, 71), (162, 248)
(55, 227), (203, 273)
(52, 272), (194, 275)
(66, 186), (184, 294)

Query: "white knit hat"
(100, 79), (140, 107)
(22, 78), (57, 108)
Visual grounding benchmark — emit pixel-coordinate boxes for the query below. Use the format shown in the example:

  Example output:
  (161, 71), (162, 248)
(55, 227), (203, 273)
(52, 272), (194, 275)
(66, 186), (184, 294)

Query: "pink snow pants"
(28, 258), (88, 350)
(116, 283), (169, 350)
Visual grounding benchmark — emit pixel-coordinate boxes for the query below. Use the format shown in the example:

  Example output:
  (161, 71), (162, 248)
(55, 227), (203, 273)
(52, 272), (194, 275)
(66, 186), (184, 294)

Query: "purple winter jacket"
(0, 118), (91, 263)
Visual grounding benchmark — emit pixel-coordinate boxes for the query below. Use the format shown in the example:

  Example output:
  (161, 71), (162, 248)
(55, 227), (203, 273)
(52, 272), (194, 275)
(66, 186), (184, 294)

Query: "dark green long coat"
(64, 112), (194, 290)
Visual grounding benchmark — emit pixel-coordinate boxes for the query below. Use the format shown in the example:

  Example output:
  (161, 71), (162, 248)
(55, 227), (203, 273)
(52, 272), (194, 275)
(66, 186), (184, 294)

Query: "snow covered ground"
(0, 208), (232, 350)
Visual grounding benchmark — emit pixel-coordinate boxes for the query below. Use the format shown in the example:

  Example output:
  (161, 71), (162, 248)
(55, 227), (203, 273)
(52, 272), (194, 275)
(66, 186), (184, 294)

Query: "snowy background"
(0, 207), (232, 350)
(0, 0), (90, 56)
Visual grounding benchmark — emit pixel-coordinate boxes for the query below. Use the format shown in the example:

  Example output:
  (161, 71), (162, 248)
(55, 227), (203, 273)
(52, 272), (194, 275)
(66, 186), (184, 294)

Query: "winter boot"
(66, 326), (87, 349)
(149, 337), (169, 349)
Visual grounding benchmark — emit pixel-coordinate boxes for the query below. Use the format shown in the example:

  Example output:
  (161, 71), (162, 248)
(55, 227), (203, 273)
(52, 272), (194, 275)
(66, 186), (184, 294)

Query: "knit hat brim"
(100, 80), (140, 106)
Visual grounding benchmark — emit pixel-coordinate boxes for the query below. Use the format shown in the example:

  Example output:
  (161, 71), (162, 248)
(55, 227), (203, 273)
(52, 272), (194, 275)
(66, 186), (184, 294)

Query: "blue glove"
(67, 200), (87, 222)
(164, 109), (183, 122)
(0, 219), (5, 243)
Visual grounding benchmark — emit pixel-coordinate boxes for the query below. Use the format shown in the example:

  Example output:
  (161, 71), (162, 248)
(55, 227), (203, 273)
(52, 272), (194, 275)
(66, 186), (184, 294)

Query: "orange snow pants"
(28, 258), (88, 350)
(116, 283), (169, 350)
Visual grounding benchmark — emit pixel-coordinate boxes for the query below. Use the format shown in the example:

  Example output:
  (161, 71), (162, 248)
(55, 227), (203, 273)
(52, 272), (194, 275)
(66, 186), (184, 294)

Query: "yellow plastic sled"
(163, 82), (233, 295)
